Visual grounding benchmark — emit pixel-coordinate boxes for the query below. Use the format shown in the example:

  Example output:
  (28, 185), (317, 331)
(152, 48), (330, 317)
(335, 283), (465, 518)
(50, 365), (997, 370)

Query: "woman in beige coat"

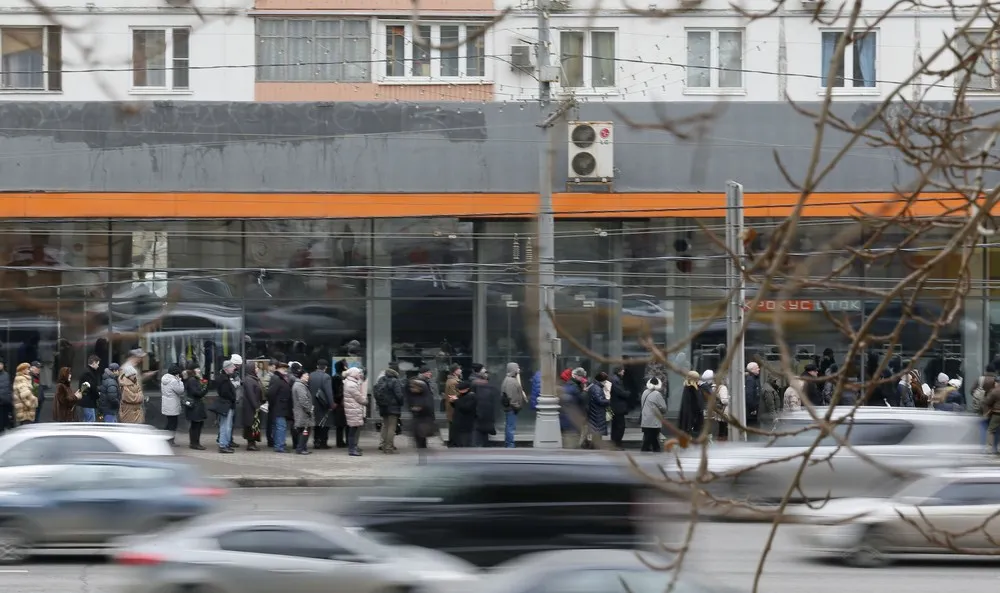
(117, 366), (146, 424)
(12, 363), (37, 425)
(342, 367), (367, 457)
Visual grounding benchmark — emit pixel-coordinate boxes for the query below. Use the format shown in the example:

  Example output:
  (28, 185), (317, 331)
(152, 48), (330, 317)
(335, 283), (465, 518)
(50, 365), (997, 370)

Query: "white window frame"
(0, 25), (61, 92)
(818, 29), (879, 95)
(378, 22), (490, 83)
(557, 29), (617, 91)
(683, 28), (745, 95)
(130, 26), (191, 94)
(955, 30), (1000, 93)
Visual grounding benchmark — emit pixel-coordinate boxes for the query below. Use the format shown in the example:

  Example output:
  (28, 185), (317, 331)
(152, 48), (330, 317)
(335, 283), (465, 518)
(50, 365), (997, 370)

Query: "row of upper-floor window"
(1, 21), (998, 93)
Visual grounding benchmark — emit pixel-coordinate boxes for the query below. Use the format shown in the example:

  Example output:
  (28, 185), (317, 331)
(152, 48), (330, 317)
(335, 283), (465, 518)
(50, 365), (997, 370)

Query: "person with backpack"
(99, 363), (122, 423)
(374, 363), (404, 454)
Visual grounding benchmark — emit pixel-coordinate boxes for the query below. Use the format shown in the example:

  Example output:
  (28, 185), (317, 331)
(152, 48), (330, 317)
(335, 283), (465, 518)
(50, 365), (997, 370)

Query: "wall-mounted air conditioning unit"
(567, 121), (614, 182)
(511, 45), (533, 73)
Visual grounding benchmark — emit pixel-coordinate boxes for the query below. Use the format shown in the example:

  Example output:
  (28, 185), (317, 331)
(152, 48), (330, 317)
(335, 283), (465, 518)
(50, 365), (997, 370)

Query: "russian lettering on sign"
(753, 299), (863, 313)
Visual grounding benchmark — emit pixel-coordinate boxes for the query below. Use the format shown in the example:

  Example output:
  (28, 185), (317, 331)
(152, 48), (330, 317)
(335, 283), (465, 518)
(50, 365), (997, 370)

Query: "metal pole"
(532, 0), (561, 448)
(725, 181), (747, 441)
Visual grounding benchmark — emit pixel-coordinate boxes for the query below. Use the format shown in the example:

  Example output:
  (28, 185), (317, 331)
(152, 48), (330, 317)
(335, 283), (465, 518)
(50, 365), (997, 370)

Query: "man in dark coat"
(240, 362), (263, 451)
(78, 355), (102, 423)
(406, 366), (437, 454)
(471, 368), (498, 447)
(267, 361), (294, 453)
(609, 367), (630, 449)
(449, 380), (477, 447)
(0, 358), (12, 433)
(331, 360), (348, 448)
(309, 360), (334, 449)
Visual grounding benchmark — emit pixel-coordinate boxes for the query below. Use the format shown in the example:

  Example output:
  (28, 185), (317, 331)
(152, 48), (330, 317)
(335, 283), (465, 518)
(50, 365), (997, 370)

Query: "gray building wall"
(0, 101), (992, 193)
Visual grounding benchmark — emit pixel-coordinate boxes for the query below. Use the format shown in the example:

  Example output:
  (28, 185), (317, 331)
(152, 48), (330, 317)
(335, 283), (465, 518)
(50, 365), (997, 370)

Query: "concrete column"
(667, 219), (692, 415)
(963, 245), (988, 404)
(368, 219), (392, 419)
(473, 222), (488, 366)
(609, 222), (624, 364)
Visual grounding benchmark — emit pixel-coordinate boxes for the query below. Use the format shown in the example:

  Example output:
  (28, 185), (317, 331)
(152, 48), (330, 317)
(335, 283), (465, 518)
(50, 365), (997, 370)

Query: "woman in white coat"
(160, 364), (185, 446)
(343, 367), (368, 457)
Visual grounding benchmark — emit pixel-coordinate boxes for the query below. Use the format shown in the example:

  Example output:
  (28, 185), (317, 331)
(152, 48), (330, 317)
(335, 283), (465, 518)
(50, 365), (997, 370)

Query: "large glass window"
(554, 221), (613, 375)
(382, 218), (473, 401)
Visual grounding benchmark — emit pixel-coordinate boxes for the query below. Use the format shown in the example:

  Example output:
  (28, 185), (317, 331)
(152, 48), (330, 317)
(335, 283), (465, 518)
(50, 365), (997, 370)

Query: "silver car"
(479, 549), (735, 593)
(668, 408), (988, 503)
(794, 467), (1000, 567)
(116, 512), (477, 593)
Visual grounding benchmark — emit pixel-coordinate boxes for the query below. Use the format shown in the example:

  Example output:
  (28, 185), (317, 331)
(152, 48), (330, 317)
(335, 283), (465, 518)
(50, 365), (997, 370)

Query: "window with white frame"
(686, 29), (743, 89)
(384, 23), (487, 80)
(559, 30), (615, 88)
(955, 30), (1000, 91)
(820, 31), (877, 88)
(257, 19), (371, 83)
(132, 28), (190, 90)
(0, 26), (61, 91)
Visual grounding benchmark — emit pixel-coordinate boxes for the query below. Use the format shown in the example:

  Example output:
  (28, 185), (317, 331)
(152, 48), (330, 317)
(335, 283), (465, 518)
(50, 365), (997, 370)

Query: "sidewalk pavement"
(176, 427), (646, 488)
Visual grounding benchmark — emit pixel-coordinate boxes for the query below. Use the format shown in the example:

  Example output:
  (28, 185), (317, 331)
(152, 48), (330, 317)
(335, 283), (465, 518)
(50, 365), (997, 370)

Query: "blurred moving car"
(0, 424), (174, 482)
(795, 467), (1000, 567)
(0, 455), (226, 563)
(668, 408), (985, 503)
(338, 451), (671, 567)
(115, 512), (476, 593)
(479, 549), (737, 593)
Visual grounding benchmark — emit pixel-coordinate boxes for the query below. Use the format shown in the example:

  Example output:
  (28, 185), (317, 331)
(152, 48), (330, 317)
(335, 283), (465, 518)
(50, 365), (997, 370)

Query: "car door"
(212, 527), (382, 593)
(896, 481), (999, 551)
(35, 464), (120, 545)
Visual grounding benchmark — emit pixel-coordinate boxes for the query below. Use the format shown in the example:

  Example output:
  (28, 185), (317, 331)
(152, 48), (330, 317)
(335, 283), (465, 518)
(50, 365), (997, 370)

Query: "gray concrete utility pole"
(725, 180), (747, 441)
(532, 0), (573, 448)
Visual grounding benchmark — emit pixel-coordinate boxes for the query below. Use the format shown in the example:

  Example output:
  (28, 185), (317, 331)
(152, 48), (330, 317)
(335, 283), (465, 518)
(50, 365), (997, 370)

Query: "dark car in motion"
(0, 455), (227, 563)
(336, 451), (671, 567)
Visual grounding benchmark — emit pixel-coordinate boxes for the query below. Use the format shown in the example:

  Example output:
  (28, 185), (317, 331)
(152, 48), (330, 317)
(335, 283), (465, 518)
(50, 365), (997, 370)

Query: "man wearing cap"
(267, 361), (294, 452)
(309, 359), (334, 449)
(29, 361), (46, 423)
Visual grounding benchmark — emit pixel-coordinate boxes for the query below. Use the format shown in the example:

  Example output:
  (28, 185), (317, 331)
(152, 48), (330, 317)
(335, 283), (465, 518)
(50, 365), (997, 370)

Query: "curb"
(219, 476), (405, 488)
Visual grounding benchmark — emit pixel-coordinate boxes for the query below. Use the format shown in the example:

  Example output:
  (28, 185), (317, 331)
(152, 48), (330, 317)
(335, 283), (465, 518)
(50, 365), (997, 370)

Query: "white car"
(794, 467), (1000, 567)
(0, 424), (173, 483)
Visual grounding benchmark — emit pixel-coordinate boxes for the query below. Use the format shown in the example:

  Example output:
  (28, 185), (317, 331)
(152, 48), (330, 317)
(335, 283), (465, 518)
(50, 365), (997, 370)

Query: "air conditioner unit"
(800, 0), (824, 10)
(511, 45), (533, 72)
(567, 121), (614, 182)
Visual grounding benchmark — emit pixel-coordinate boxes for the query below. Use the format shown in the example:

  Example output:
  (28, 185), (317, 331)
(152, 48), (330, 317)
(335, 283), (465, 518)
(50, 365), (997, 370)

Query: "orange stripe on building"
(0, 192), (976, 219)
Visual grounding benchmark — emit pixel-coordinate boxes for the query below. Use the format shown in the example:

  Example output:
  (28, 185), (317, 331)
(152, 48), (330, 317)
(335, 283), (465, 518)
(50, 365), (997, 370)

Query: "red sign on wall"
(755, 299), (815, 312)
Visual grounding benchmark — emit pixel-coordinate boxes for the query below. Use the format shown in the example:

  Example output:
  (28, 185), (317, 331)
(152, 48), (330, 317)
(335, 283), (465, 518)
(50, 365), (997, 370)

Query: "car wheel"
(845, 525), (890, 568)
(0, 523), (29, 564)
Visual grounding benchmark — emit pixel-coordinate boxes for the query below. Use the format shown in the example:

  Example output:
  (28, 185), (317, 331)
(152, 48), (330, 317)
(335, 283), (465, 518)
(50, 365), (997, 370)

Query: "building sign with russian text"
(754, 299), (862, 313)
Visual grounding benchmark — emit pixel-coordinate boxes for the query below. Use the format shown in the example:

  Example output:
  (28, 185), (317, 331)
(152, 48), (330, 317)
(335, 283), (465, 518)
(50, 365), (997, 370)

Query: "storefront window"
(382, 218), (473, 399)
(0, 221), (110, 381)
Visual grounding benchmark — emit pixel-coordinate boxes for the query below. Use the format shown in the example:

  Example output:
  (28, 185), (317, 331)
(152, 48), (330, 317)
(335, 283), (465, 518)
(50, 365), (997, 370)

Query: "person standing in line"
(160, 365), (184, 446)
(407, 367), (437, 459)
(449, 381), (477, 447)
(331, 360), (348, 448)
(444, 364), (461, 447)
(290, 363), (314, 455)
(639, 377), (667, 452)
(267, 361), (294, 453)
(182, 362), (208, 449)
(53, 367), (81, 422)
(99, 363), (121, 423)
(308, 360), (334, 449)
(608, 366), (630, 450)
(213, 360), (239, 454)
(471, 366), (497, 447)
(117, 364), (146, 424)
(241, 362), (264, 451)
(29, 361), (46, 423)
(374, 363), (404, 454)
(342, 366), (367, 457)
(500, 362), (526, 448)
(12, 363), (37, 426)
(0, 358), (13, 433)
(78, 355), (102, 422)
(744, 362), (762, 431)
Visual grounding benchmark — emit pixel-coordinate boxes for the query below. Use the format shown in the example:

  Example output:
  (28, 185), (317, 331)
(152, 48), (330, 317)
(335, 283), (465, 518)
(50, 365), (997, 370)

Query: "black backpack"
(373, 375), (393, 408)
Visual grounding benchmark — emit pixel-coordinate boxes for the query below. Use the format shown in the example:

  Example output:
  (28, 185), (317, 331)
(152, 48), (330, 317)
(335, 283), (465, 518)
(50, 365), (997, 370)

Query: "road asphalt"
(5, 488), (999, 593)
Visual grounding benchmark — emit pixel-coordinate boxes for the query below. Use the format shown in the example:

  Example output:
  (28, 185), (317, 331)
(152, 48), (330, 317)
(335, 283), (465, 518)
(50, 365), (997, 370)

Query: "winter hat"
(230, 354), (243, 366)
(15, 362), (29, 373)
(560, 368), (573, 382)
(746, 362), (759, 373)
(937, 372), (949, 385)
(222, 360), (236, 371)
(30, 360), (41, 369)
(948, 378), (962, 389)
(128, 349), (146, 359)
(646, 377), (661, 390)
(109, 363), (120, 372)
(701, 370), (714, 383)
(571, 367), (587, 380)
